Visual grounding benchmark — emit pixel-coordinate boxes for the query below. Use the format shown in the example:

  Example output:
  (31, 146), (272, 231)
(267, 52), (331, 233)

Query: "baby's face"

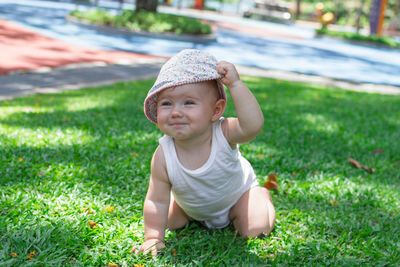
(156, 82), (219, 140)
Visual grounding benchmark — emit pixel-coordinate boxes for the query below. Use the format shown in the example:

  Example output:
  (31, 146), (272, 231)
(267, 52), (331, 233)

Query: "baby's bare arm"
(217, 61), (264, 144)
(131, 146), (170, 256)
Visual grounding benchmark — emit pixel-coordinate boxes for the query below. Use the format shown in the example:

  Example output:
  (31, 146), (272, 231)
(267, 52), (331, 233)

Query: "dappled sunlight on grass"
(1, 76), (399, 265)
(300, 113), (340, 134)
(1, 126), (96, 147)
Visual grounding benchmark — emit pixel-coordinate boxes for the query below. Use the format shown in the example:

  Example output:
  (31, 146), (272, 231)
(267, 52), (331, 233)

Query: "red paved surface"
(0, 19), (160, 75)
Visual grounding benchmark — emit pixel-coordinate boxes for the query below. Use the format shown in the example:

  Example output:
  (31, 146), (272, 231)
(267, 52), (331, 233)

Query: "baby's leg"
(167, 194), (190, 230)
(229, 186), (275, 238)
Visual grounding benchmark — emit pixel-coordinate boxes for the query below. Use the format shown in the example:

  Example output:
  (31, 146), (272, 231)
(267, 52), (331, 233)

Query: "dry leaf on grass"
(89, 220), (97, 229)
(348, 158), (375, 173)
(263, 173), (279, 190)
(348, 158), (362, 169)
(27, 250), (35, 260)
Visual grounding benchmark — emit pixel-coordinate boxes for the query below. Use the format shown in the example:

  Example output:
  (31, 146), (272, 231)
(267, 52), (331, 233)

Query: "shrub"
(316, 28), (400, 48)
(70, 9), (212, 35)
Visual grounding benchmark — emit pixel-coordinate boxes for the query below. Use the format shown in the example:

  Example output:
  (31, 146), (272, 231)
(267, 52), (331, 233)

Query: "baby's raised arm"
(217, 61), (264, 145)
(131, 146), (171, 256)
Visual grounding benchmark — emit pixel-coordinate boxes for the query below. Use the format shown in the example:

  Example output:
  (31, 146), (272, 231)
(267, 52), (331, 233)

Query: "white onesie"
(159, 118), (259, 228)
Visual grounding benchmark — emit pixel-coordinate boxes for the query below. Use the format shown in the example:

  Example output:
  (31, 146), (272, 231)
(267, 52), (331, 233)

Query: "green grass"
(1, 77), (400, 266)
(69, 9), (212, 35)
(316, 28), (400, 49)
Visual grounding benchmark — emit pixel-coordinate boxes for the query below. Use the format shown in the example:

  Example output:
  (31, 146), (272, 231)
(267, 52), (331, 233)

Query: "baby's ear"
(212, 99), (226, 121)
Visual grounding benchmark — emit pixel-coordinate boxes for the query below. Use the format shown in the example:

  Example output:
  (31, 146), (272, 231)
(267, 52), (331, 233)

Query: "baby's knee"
(238, 201), (276, 238)
(240, 216), (275, 238)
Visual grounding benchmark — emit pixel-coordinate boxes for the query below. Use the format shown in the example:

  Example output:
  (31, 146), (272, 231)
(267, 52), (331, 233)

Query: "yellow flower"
(105, 206), (115, 212)
(108, 263), (118, 267)
(9, 253), (17, 258)
(82, 208), (93, 214)
(27, 250), (35, 260)
(18, 158), (23, 162)
(134, 264), (144, 267)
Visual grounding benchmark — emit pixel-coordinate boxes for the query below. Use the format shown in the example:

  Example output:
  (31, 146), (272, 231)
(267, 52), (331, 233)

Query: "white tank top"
(159, 118), (258, 222)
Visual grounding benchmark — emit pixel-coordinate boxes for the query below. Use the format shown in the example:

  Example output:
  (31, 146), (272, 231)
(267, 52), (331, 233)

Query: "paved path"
(0, 19), (165, 75)
(0, 0), (400, 99)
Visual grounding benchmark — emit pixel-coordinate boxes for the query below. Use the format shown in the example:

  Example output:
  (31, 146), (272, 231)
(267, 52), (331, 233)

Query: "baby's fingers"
(130, 246), (140, 254)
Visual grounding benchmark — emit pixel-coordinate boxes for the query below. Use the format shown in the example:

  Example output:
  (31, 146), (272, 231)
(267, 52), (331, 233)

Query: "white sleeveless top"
(159, 118), (258, 224)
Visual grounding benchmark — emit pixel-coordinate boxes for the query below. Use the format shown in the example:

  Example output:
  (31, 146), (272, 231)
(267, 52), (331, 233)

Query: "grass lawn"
(1, 77), (399, 266)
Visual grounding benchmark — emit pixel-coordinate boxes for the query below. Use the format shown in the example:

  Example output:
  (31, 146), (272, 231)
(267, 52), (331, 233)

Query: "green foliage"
(70, 8), (212, 35)
(316, 27), (400, 48)
(1, 77), (400, 265)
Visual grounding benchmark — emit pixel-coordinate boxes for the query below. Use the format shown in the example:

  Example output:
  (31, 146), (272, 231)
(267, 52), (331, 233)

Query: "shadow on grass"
(1, 77), (400, 264)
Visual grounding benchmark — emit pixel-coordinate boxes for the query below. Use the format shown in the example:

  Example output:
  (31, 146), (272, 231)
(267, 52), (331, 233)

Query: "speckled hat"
(144, 49), (226, 124)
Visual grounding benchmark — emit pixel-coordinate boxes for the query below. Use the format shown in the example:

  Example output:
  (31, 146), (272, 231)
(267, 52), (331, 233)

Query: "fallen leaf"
(348, 158), (362, 169)
(27, 250), (35, 260)
(330, 200), (338, 206)
(348, 158), (375, 173)
(108, 263), (118, 267)
(171, 249), (176, 255)
(9, 253), (17, 258)
(264, 173), (279, 190)
(131, 153), (139, 157)
(89, 220), (97, 229)
(362, 166), (376, 173)
(373, 149), (384, 154)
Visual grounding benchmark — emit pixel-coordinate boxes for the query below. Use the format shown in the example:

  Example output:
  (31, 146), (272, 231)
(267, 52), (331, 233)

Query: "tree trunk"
(295, 0), (301, 20)
(136, 0), (158, 12)
(355, 0), (366, 33)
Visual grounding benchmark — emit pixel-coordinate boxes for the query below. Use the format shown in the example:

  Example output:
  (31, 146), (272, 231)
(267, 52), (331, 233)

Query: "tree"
(295, 0), (301, 20)
(136, 0), (158, 12)
(355, 0), (367, 33)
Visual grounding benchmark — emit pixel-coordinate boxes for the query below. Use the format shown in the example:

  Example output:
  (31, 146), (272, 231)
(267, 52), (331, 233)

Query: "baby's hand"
(217, 61), (241, 88)
(131, 238), (165, 256)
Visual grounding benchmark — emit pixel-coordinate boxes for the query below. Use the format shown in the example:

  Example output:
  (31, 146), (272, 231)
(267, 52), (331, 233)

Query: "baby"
(132, 49), (275, 256)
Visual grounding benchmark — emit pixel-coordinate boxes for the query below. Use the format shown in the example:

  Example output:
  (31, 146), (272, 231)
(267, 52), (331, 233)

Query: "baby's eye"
(184, 100), (195, 105)
(160, 101), (171, 106)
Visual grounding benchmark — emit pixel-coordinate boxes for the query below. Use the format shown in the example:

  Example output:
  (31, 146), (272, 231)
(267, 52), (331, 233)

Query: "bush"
(70, 9), (212, 35)
(316, 28), (400, 48)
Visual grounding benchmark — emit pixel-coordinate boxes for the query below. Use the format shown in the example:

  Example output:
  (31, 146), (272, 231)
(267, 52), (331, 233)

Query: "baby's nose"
(171, 105), (183, 117)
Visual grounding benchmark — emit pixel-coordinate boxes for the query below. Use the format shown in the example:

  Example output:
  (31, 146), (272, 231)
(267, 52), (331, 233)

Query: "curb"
(66, 16), (218, 43)
(236, 65), (400, 95)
